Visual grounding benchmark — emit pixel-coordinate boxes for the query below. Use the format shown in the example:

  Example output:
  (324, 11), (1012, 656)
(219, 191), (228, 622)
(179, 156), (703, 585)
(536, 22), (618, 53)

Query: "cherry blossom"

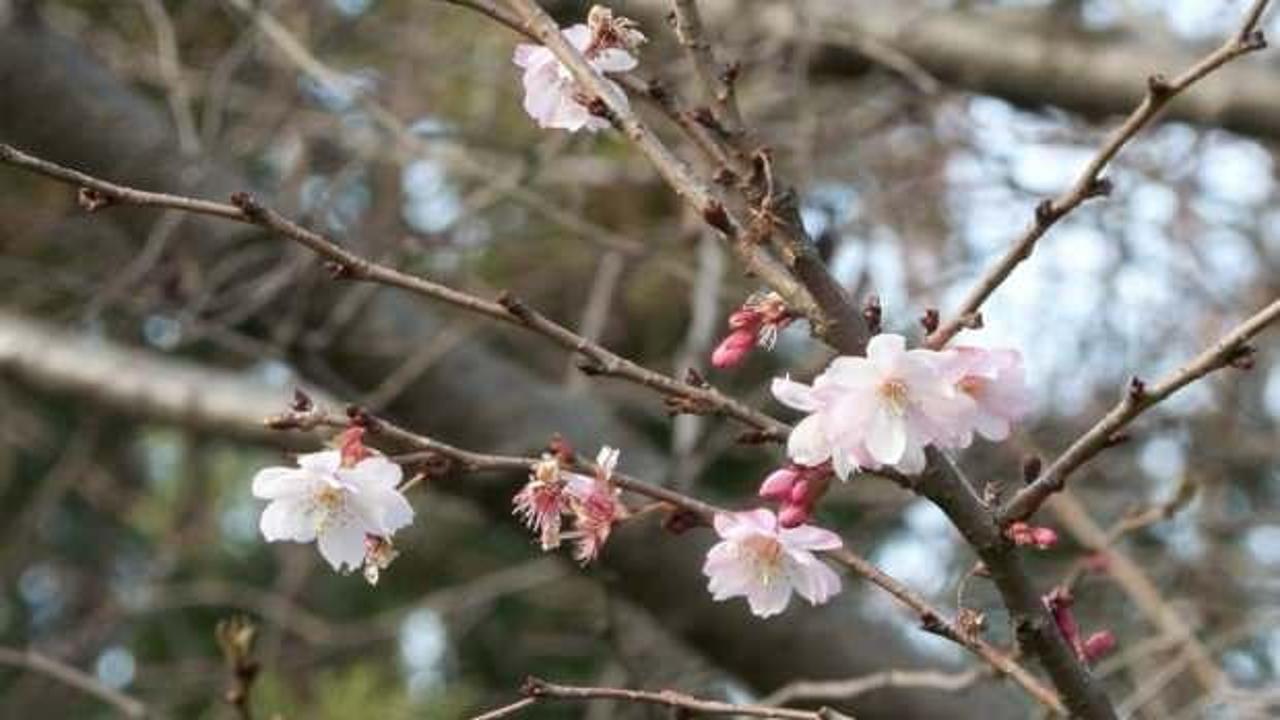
(774, 333), (972, 475)
(513, 454), (571, 550)
(512, 16), (639, 133)
(564, 446), (625, 564)
(711, 292), (794, 369)
(703, 509), (842, 618)
(252, 448), (414, 574)
(513, 445), (626, 564)
(940, 345), (1031, 447)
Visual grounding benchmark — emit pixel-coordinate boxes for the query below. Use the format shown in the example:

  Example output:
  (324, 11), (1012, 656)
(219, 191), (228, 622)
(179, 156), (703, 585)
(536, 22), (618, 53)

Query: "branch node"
(228, 190), (265, 219)
(920, 308), (940, 334)
(1241, 29), (1268, 51)
(1126, 376), (1147, 403)
(1227, 343), (1257, 370)
(77, 187), (114, 212)
(862, 294), (883, 336)
(1022, 456), (1042, 485)
(1085, 176), (1114, 199)
(1146, 73), (1173, 98)
(521, 676), (549, 698)
(701, 200), (733, 235)
(1034, 199), (1057, 226)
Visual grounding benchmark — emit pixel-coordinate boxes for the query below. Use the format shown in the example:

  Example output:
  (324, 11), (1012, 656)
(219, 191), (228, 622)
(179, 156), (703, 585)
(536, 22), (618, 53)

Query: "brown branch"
(504, 0), (834, 334)
(1002, 297), (1280, 523)
(272, 405), (1060, 714)
(669, 0), (746, 140)
(0, 143), (787, 442)
(762, 667), (985, 708)
(474, 675), (851, 719)
(926, 0), (1272, 349)
(0, 647), (148, 718)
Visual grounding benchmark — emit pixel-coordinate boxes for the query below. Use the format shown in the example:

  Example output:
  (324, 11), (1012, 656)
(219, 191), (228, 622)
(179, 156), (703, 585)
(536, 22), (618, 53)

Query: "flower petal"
(781, 524), (843, 552)
(865, 406), (906, 465)
(259, 497), (316, 543)
(296, 450), (341, 474)
(787, 414), (832, 467)
(251, 467), (307, 500)
(772, 375), (819, 412)
(316, 519), (367, 572)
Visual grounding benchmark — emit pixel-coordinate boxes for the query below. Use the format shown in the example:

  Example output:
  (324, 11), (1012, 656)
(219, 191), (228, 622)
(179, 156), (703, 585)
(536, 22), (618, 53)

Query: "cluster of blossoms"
(711, 292), (795, 369)
(512, 444), (627, 564)
(513, 6), (645, 133)
(251, 428), (413, 585)
(773, 333), (1031, 476)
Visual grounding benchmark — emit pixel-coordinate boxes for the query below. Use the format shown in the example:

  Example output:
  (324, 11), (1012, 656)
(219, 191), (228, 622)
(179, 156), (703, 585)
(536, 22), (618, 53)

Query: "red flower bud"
(759, 467), (799, 501)
(1082, 631), (1116, 663)
(778, 503), (810, 529)
(789, 478), (813, 505)
(711, 329), (756, 368)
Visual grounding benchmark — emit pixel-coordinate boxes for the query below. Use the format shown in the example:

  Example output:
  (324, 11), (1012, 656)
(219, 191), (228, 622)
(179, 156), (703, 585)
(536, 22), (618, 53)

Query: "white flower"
(774, 334), (973, 475)
(513, 24), (636, 132)
(939, 346), (1032, 446)
(252, 450), (414, 574)
(703, 509), (843, 618)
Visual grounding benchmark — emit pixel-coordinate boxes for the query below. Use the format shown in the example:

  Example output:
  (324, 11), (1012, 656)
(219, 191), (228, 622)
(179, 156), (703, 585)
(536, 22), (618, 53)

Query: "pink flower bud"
(1030, 527), (1059, 549)
(1006, 521), (1058, 550)
(1082, 631), (1116, 663)
(711, 329), (756, 368)
(778, 503), (811, 529)
(789, 479), (813, 505)
(728, 309), (761, 330)
(759, 467), (799, 501)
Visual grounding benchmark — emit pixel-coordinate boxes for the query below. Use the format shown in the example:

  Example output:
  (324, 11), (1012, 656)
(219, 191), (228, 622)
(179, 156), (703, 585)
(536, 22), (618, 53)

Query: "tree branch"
(1002, 297), (1280, 523)
(0, 647), (148, 719)
(926, 0), (1271, 349)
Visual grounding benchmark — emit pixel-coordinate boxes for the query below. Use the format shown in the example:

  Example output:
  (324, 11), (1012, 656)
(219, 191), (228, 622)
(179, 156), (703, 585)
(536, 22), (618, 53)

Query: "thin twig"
(0, 647), (148, 718)
(0, 143), (787, 442)
(762, 667), (985, 708)
(271, 405), (1060, 715)
(472, 675), (850, 719)
(669, 0), (746, 139)
(1002, 297), (1280, 523)
(927, 0), (1272, 349)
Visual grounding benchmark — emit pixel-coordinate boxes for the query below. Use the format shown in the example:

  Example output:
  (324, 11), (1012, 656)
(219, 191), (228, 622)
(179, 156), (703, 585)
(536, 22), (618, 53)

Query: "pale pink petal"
(745, 577), (793, 618)
(512, 43), (547, 69)
(595, 446), (620, 478)
(251, 467), (308, 500)
(340, 455), (402, 490)
(865, 406), (906, 465)
(790, 557), (842, 605)
(562, 24), (591, 50)
(772, 376), (819, 412)
(896, 442), (927, 474)
(296, 450), (342, 474)
(781, 525), (843, 552)
(317, 519), (368, 572)
(259, 497), (316, 543)
(591, 48), (637, 73)
(787, 414), (832, 467)
(866, 333), (907, 373)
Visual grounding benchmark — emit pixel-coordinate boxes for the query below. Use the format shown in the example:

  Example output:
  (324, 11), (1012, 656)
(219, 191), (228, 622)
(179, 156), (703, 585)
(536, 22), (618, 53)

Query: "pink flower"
(513, 24), (637, 132)
(564, 446), (626, 564)
(513, 454), (571, 550)
(773, 334), (971, 475)
(703, 509), (843, 618)
(711, 292), (793, 369)
(940, 346), (1031, 447)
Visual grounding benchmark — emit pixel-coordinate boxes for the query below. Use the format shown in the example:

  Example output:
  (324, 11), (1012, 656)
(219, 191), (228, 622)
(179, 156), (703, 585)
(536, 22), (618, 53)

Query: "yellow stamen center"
(878, 378), (909, 415)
